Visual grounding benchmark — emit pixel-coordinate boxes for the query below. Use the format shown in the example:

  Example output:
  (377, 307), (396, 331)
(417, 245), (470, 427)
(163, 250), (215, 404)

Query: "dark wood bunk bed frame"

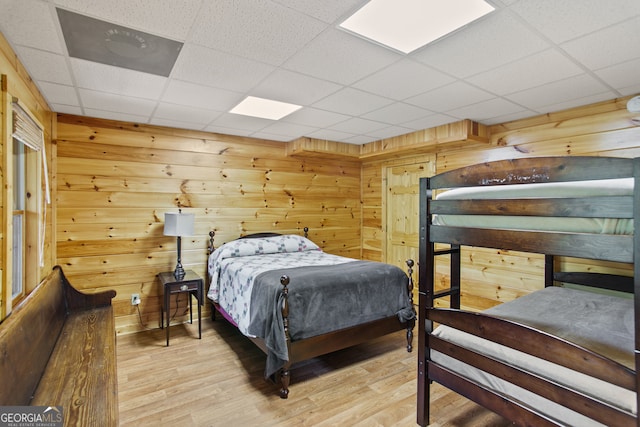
(207, 228), (416, 399)
(417, 156), (639, 426)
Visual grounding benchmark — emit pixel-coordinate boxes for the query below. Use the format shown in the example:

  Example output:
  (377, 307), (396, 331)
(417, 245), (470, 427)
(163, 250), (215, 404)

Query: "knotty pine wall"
(54, 96), (639, 334)
(55, 114), (362, 334)
(362, 96), (640, 312)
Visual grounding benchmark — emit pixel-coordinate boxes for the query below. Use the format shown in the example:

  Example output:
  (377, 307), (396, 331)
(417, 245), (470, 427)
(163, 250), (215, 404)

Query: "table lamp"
(164, 209), (195, 279)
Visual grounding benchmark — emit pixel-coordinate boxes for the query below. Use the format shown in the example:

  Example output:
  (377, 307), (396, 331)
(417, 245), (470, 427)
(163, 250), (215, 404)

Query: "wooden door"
(384, 158), (435, 303)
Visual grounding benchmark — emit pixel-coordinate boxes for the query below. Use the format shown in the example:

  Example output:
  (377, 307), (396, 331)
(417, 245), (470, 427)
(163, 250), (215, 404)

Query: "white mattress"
(433, 178), (633, 234)
(430, 287), (635, 426)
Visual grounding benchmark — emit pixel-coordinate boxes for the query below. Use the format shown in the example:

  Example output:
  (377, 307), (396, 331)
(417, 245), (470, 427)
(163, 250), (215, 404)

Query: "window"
(12, 138), (25, 302)
(9, 99), (48, 308)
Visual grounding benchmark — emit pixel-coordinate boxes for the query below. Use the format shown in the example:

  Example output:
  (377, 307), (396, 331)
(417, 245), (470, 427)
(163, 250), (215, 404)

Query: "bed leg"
(406, 323), (414, 353)
(279, 369), (290, 399)
(406, 259), (416, 353)
(279, 275), (291, 399)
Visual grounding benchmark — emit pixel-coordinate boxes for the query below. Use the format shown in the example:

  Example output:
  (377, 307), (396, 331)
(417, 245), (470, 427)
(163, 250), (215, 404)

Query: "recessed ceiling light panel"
(230, 96), (302, 120)
(57, 8), (183, 77)
(340, 0), (495, 54)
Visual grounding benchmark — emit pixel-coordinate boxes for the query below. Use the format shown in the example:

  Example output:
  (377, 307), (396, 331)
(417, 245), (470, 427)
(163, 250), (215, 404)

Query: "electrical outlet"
(131, 293), (141, 306)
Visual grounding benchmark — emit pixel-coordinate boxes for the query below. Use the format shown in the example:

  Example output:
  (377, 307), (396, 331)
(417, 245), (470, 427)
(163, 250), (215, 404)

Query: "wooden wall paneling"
(361, 154), (434, 263)
(54, 94), (640, 333)
(55, 116), (363, 333)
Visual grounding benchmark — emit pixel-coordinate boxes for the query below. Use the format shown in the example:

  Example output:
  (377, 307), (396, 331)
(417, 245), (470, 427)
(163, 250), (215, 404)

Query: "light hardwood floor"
(117, 317), (511, 426)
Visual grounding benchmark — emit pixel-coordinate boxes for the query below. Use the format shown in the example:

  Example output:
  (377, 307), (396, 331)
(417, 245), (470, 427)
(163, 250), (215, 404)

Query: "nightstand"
(158, 270), (203, 346)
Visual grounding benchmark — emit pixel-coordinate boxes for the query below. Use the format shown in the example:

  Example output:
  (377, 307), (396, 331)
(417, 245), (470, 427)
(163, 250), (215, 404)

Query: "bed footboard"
(275, 259), (416, 399)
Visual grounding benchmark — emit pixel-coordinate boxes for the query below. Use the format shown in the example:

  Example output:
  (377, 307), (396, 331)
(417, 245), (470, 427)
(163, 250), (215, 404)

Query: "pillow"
(207, 234), (320, 301)
(213, 234), (320, 261)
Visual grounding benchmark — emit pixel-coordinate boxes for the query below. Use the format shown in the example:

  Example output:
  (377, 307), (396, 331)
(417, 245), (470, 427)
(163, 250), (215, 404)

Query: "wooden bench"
(0, 265), (118, 426)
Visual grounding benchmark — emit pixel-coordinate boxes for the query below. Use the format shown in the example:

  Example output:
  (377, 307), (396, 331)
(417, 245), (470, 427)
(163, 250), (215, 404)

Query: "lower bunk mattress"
(430, 286), (635, 426)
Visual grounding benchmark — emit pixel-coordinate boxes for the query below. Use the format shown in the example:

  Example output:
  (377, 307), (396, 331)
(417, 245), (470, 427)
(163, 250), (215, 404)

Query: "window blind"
(11, 99), (50, 204)
(12, 100), (43, 151)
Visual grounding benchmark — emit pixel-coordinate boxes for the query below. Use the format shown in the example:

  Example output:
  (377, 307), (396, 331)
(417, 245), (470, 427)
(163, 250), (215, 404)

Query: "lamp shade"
(164, 211), (195, 236)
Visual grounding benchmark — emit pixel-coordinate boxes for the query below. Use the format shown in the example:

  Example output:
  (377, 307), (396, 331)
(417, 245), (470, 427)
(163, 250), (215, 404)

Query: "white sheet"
(433, 178), (634, 234)
(207, 236), (352, 336)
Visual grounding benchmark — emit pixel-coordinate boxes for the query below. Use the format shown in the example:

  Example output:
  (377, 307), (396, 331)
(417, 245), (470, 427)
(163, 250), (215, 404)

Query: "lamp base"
(173, 263), (185, 280)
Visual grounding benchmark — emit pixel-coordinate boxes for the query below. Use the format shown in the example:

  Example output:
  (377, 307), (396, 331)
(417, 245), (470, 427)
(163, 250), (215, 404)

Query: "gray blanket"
(246, 260), (415, 378)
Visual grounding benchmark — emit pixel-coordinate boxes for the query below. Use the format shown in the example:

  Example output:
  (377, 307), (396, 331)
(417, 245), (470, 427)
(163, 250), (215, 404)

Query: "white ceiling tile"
(353, 59), (455, 100)
(306, 128), (357, 142)
(362, 102), (434, 125)
(189, 0), (327, 66)
(202, 124), (253, 138)
(365, 125), (414, 139)
(405, 81), (494, 111)
(329, 117), (389, 134)
(153, 103), (220, 125)
(447, 97), (526, 122)
(209, 112), (272, 133)
(53, 0), (202, 40)
(50, 103), (82, 115)
(149, 117), (207, 131)
(79, 88), (157, 116)
(83, 107), (150, 123)
(257, 121), (319, 139)
(0, 0), (64, 53)
(312, 87), (394, 116)
(250, 132), (293, 142)
(619, 85), (640, 97)
(281, 107), (350, 128)
(171, 44), (275, 93)
(412, 9), (549, 78)
(596, 58), (640, 92)
(511, 0), (640, 44)
(71, 58), (167, 99)
(506, 74), (613, 110)
(162, 80), (242, 111)
(561, 16), (640, 70)
(16, 46), (73, 85)
(283, 28), (401, 85)
(37, 81), (79, 106)
(272, 0), (366, 24)
(401, 114), (458, 131)
(342, 134), (378, 144)
(2, 1), (637, 144)
(482, 109), (538, 126)
(467, 49), (584, 95)
(251, 69), (342, 106)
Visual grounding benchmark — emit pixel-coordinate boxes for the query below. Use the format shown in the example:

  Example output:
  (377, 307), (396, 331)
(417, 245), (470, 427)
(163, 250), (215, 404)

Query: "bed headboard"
(429, 156), (634, 188)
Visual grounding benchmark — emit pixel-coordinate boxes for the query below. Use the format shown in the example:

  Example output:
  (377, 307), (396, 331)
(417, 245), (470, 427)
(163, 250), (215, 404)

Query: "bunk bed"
(206, 229), (416, 398)
(417, 156), (638, 426)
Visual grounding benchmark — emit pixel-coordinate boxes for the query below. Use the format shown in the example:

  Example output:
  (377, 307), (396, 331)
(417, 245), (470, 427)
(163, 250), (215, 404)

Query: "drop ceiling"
(1, 0), (639, 144)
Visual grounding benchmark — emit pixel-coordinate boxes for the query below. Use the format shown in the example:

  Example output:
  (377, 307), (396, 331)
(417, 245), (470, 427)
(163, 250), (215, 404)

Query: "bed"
(417, 156), (639, 426)
(206, 228), (416, 398)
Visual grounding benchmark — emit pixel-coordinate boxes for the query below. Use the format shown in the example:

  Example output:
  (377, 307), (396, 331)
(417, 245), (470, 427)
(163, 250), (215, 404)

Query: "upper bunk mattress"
(432, 178), (633, 234)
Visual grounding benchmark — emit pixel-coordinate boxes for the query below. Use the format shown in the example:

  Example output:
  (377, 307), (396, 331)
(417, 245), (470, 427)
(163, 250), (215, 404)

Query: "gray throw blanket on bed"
(246, 260), (415, 378)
